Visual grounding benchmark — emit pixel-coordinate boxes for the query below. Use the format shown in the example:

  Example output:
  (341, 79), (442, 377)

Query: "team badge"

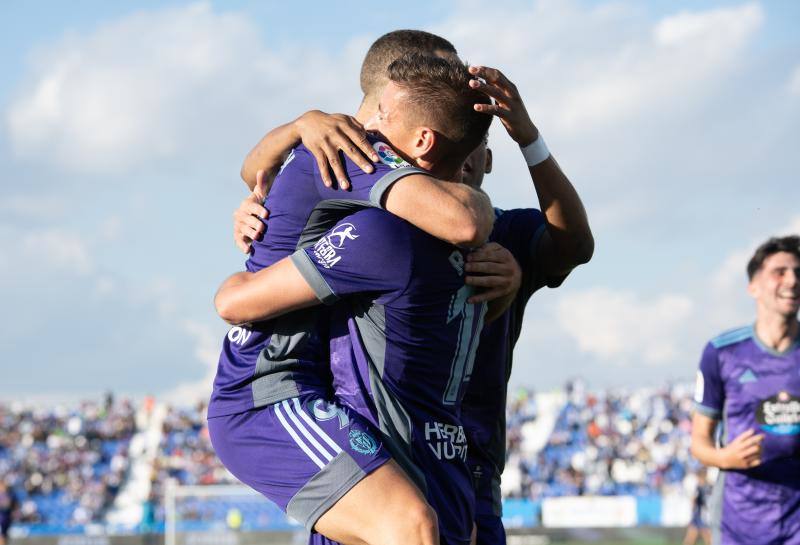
(349, 429), (378, 455)
(756, 391), (800, 435)
(373, 141), (409, 169)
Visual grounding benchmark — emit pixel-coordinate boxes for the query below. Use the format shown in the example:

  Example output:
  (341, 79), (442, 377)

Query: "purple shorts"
(208, 394), (391, 530)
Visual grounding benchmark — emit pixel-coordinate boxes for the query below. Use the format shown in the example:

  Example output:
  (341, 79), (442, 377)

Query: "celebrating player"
(216, 53), (493, 545)
(691, 235), (800, 545)
(233, 35), (593, 545)
(456, 65), (593, 545)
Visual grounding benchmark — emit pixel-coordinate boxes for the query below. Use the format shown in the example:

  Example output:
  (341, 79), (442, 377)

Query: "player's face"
(461, 141), (492, 189)
(749, 251), (800, 318)
(365, 81), (415, 159)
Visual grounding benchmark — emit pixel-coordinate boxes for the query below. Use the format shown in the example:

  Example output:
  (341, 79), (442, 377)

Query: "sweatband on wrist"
(520, 135), (550, 166)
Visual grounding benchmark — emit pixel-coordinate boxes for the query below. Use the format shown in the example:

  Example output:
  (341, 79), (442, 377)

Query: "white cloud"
(163, 319), (222, 404)
(20, 229), (94, 275)
(555, 287), (694, 365)
(6, 2), (363, 173)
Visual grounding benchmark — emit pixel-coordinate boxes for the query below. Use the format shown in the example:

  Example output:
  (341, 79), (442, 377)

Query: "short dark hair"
(360, 30), (457, 98)
(747, 235), (800, 279)
(387, 53), (492, 169)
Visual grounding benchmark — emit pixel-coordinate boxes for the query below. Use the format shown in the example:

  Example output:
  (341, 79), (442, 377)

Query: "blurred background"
(1, 0), (799, 543)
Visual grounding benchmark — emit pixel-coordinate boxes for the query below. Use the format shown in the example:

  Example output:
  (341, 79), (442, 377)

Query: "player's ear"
(413, 127), (436, 158)
(746, 277), (759, 299)
(485, 147), (493, 174)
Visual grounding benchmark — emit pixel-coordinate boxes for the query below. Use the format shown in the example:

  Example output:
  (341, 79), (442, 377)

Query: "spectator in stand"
(0, 481), (18, 545)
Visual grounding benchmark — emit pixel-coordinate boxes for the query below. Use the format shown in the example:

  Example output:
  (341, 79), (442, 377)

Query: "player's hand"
(465, 242), (521, 303)
(233, 170), (269, 254)
(293, 110), (380, 190)
(719, 428), (764, 469)
(468, 65), (539, 146)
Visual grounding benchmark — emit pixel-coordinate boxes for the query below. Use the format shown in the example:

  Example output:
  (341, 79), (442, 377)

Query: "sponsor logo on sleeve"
(694, 371), (704, 403)
(312, 223), (359, 269)
(373, 141), (410, 169)
(756, 391), (800, 435)
(349, 429), (379, 455)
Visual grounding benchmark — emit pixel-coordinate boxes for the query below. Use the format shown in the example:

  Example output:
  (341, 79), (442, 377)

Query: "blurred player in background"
(683, 469), (712, 545)
(691, 235), (800, 545)
(0, 481), (17, 545)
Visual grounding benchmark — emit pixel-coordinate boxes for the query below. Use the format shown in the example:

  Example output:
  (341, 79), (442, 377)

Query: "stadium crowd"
(1, 382), (701, 532)
(505, 380), (698, 500)
(0, 394), (136, 530)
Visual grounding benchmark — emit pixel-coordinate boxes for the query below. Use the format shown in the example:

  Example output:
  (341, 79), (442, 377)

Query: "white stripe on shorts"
(281, 399), (335, 462)
(292, 397), (343, 455)
(274, 400), (325, 469)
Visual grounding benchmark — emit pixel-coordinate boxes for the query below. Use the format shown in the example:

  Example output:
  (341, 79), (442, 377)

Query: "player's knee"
(386, 502), (437, 545)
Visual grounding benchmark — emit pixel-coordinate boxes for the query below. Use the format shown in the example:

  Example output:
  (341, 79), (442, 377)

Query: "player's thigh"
(314, 459), (437, 545)
(207, 394), (390, 531)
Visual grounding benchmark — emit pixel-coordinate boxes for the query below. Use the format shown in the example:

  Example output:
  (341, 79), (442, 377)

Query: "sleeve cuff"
(290, 250), (338, 305)
(369, 166), (428, 207)
(693, 402), (721, 419)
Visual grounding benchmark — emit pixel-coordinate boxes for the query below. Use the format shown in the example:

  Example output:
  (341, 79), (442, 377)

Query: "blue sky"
(1, 0), (799, 402)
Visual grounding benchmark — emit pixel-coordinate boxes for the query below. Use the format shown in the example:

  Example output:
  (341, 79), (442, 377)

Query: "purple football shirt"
(208, 136), (425, 418)
(694, 325), (800, 544)
(461, 207), (549, 517)
(291, 208), (487, 545)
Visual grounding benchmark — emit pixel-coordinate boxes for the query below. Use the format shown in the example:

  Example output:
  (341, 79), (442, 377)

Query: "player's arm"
(469, 66), (594, 276)
(689, 342), (763, 469)
(241, 110), (380, 191)
(690, 413), (763, 470)
(214, 260), (319, 325)
(241, 110), (493, 247)
(464, 242), (522, 322)
(382, 176), (493, 248)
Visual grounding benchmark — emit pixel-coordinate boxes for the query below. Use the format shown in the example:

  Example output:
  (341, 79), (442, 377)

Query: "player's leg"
(683, 524), (698, 545)
(313, 459), (438, 545)
(208, 394), (438, 545)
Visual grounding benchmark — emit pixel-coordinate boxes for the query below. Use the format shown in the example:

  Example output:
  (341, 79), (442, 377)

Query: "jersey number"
(442, 281), (486, 405)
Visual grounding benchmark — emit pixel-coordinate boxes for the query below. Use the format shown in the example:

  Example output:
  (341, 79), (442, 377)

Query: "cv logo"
(328, 223), (359, 249)
(349, 429), (378, 455)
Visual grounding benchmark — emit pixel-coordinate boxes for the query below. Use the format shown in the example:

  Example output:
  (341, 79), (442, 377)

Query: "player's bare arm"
(241, 110), (379, 191)
(464, 242), (521, 321)
(236, 111), (494, 252)
(214, 258), (317, 325)
(690, 412), (763, 470)
(470, 65), (594, 275)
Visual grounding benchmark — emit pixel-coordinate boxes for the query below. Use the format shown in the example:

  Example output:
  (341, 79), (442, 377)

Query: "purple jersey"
(291, 208), (487, 545)
(462, 208), (551, 517)
(208, 136), (425, 418)
(694, 325), (800, 544)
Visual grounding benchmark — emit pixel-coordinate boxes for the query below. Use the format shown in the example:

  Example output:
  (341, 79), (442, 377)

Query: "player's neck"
(753, 313), (800, 352)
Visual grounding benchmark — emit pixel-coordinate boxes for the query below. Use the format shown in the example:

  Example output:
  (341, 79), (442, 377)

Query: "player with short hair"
(234, 38), (594, 545)
(210, 32), (497, 545)
(211, 51), (494, 545)
(216, 53), (493, 545)
(451, 64), (592, 545)
(691, 235), (800, 545)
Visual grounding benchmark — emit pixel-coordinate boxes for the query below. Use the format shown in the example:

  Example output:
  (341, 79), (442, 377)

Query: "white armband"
(520, 135), (550, 167)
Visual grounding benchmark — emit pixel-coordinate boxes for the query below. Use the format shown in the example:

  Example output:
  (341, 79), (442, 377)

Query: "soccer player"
(456, 66), (593, 545)
(691, 235), (800, 545)
(216, 54), (493, 545)
(234, 47), (594, 545)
